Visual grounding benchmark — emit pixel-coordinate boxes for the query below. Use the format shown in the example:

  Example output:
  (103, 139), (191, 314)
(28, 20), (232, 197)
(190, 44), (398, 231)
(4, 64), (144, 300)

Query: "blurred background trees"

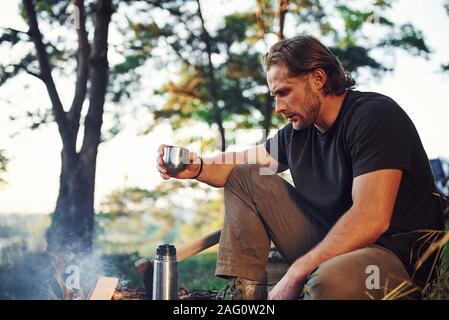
(0, 0), (434, 254)
(144, 0), (430, 148)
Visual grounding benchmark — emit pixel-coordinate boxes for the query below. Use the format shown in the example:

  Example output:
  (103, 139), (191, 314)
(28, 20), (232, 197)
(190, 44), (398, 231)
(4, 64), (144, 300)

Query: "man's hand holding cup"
(157, 145), (203, 180)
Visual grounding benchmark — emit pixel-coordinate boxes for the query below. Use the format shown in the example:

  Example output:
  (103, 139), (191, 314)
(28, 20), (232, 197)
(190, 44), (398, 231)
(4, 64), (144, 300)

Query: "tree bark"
(47, 150), (95, 254)
(255, 0), (267, 39)
(23, 0), (70, 146)
(277, 0), (289, 40)
(261, 92), (273, 141)
(260, 0), (289, 141)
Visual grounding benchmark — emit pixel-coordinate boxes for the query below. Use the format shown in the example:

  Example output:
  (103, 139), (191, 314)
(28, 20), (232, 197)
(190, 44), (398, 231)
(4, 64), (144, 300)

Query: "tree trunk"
(260, 0), (289, 141)
(196, 0), (226, 151)
(217, 121), (226, 152)
(277, 0), (289, 40)
(46, 150), (95, 255)
(261, 92), (273, 141)
(45, 0), (113, 257)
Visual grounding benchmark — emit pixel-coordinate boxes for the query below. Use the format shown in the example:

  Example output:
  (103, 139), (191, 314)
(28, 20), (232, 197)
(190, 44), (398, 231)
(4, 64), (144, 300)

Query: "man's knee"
(225, 164), (261, 191)
(301, 247), (411, 300)
(302, 260), (373, 300)
(226, 164), (279, 191)
(227, 164), (259, 180)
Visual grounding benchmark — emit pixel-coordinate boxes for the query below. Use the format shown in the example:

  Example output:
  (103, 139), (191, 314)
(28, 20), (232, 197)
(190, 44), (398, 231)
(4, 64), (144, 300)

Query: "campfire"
(86, 276), (218, 300)
(48, 228), (222, 300)
(46, 228), (287, 300)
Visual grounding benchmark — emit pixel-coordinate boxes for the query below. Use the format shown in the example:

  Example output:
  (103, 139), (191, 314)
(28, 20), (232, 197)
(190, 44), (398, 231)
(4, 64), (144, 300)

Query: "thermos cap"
(156, 244), (177, 256)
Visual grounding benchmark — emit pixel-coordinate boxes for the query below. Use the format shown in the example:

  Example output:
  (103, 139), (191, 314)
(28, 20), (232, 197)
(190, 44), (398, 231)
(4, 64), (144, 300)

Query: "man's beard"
(292, 85), (321, 131)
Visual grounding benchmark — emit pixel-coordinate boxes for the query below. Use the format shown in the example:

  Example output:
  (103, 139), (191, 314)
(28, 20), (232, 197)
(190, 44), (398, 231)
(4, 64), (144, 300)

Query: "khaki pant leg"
(302, 245), (413, 300)
(216, 164), (327, 283)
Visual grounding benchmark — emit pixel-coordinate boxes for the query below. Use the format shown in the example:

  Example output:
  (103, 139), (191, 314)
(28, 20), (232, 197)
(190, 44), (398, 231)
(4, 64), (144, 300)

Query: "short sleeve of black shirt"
(346, 99), (414, 178)
(264, 122), (292, 170)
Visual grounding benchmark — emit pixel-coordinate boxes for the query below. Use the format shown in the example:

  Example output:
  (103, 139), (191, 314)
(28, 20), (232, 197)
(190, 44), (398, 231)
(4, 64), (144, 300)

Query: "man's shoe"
(221, 277), (267, 300)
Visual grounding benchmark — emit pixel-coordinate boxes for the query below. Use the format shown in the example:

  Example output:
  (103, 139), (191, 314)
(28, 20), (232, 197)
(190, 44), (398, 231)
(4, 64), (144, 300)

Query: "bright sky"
(1, 0), (449, 214)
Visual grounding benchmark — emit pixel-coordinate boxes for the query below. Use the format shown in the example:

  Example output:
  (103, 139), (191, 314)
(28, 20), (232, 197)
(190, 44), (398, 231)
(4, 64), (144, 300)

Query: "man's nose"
(274, 98), (285, 114)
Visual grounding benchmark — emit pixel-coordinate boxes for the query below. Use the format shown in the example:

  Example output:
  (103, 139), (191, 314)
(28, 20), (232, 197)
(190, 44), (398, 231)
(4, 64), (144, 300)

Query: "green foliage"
(0, 214), (50, 267)
(96, 209), (185, 255)
(216, 12), (257, 45)
(107, 18), (160, 104)
(34, 0), (71, 21)
(379, 23), (430, 57)
(290, 0), (328, 26)
(0, 50), (36, 87)
(100, 187), (158, 216)
(0, 28), (25, 46)
(98, 180), (223, 256)
(1, 0), (152, 136)
(139, 0), (433, 146)
(331, 46), (387, 73)
(337, 5), (374, 33)
(145, 5), (276, 141)
(423, 239), (449, 299)
(179, 252), (227, 291)
(332, 2), (429, 79)
(1, 0), (434, 143)
(178, 190), (224, 244)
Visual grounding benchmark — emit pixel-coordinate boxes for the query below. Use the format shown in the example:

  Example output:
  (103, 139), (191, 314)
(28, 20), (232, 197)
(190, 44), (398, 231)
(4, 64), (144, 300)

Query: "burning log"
(111, 288), (147, 300)
(178, 287), (218, 300)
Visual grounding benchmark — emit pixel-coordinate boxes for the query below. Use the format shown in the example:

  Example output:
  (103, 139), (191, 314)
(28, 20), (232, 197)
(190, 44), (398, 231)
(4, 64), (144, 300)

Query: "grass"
(100, 251), (227, 292)
(422, 224), (449, 300)
(178, 252), (227, 291)
(1, 213), (447, 299)
(423, 252), (449, 299)
(384, 220), (449, 300)
(100, 251), (228, 293)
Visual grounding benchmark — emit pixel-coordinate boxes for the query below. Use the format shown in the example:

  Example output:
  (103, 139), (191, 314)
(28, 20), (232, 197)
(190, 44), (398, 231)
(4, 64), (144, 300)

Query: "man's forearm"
(194, 144), (278, 187)
(195, 151), (245, 188)
(287, 206), (389, 284)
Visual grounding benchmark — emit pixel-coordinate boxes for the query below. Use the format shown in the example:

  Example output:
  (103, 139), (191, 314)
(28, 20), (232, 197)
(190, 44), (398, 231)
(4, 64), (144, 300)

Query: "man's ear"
(311, 68), (327, 91)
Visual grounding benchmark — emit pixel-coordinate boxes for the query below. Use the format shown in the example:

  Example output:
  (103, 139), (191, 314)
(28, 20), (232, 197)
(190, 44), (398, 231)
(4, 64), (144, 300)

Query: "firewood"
(134, 257), (153, 299)
(88, 276), (119, 300)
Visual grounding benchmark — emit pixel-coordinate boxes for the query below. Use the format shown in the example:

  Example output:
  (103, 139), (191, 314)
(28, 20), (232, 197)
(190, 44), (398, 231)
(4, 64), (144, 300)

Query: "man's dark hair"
(263, 35), (355, 95)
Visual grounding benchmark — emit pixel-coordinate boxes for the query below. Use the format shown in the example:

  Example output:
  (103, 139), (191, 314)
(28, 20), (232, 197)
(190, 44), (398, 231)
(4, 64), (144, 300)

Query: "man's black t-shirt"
(265, 89), (445, 287)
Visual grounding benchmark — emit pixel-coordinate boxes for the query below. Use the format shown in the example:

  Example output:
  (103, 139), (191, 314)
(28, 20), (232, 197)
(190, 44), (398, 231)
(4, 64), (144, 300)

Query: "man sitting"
(156, 35), (445, 300)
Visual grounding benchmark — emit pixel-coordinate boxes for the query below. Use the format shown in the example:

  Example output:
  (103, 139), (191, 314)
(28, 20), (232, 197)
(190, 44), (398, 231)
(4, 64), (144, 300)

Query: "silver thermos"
(152, 244), (179, 300)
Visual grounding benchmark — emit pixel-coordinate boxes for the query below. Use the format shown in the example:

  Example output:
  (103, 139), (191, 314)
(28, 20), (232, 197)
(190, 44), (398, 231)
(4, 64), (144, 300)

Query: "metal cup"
(163, 146), (189, 174)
